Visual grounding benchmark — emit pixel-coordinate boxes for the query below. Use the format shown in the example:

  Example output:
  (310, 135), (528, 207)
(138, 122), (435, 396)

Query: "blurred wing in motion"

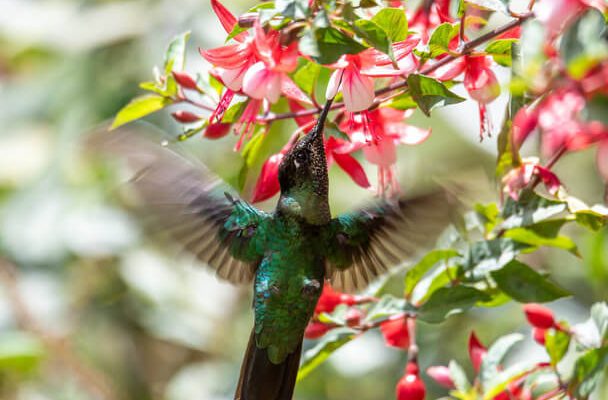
(323, 191), (453, 292)
(91, 125), (269, 284)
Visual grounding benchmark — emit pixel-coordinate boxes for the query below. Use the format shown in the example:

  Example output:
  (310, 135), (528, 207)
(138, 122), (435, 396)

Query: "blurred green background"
(0, 0), (606, 399)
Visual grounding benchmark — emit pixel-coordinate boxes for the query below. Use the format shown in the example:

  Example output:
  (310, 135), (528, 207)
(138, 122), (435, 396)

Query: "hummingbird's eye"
(295, 150), (309, 164)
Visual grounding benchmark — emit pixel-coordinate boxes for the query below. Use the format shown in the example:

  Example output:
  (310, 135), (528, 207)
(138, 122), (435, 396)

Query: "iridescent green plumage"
(102, 100), (452, 400)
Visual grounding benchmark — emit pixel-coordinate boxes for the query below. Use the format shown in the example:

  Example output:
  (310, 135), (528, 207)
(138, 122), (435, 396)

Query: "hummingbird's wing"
(323, 191), (452, 293)
(91, 125), (269, 284)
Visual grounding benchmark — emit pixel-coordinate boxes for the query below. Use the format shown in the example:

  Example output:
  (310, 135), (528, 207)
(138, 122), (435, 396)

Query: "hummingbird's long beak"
(308, 98), (334, 142)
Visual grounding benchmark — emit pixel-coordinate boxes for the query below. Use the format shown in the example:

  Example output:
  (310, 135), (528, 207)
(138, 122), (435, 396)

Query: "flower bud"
(533, 327), (547, 345)
(380, 316), (410, 349)
(204, 122), (231, 139)
(426, 366), (455, 389)
(468, 332), (487, 372)
(396, 361), (425, 400)
(172, 71), (198, 90)
(172, 110), (201, 123)
(314, 283), (356, 315)
(251, 153), (283, 203)
(523, 304), (556, 330)
(304, 321), (331, 339)
(345, 308), (363, 327)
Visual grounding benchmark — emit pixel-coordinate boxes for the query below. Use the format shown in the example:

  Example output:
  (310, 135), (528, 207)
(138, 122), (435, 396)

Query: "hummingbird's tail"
(234, 329), (302, 400)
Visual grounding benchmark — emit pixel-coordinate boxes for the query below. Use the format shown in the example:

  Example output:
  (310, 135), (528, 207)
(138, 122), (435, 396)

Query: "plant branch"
(258, 13), (533, 123)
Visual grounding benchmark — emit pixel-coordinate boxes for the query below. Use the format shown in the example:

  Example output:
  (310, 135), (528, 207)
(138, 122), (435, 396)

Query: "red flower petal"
(199, 43), (253, 69)
(210, 0), (247, 42)
(534, 165), (561, 195)
(304, 321), (332, 339)
(251, 153), (283, 203)
(172, 110), (201, 123)
(513, 105), (540, 147)
(172, 71), (198, 90)
(287, 99), (315, 128)
(314, 283), (357, 314)
(468, 332), (487, 372)
(523, 304), (556, 330)
(380, 316), (410, 349)
(533, 328), (547, 345)
(332, 151), (372, 189)
(281, 76), (313, 104)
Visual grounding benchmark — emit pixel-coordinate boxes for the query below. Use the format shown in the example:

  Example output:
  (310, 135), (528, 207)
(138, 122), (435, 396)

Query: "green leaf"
(428, 23), (460, 58)
(569, 347), (608, 398)
(412, 265), (459, 304)
(404, 249), (460, 298)
(491, 260), (570, 303)
(407, 74), (466, 116)
(371, 8), (408, 42)
(503, 227), (580, 256)
(545, 329), (571, 367)
(276, 0), (309, 19)
(364, 295), (409, 323)
(385, 92), (418, 110)
(480, 333), (524, 390)
(354, 19), (391, 54)
(591, 302), (608, 343)
(501, 194), (567, 229)
(584, 94), (608, 125)
(560, 9), (608, 79)
(293, 59), (322, 95)
(474, 202), (501, 235)
(0, 332), (45, 373)
(221, 98), (248, 123)
(164, 31), (191, 74)
(325, 122), (351, 141)
(297, 328), (357, 381)
(300, 27), (368, 64)
(465, 0), (508, 13)
(575, 209), (608, 231)
(485, 39), (517, 67)
(139, 81), (173, 97)
(418, 286), (490, 323)
(461, 238), (527, 277)
(110, 95), (172, 130)
(238, 128), (266, 191)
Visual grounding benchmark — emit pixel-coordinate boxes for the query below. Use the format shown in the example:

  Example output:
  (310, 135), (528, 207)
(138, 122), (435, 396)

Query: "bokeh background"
(0, 0), (606, 399)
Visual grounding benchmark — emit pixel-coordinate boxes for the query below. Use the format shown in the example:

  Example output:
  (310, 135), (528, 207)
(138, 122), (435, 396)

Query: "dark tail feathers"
(234, 330), (302, 400)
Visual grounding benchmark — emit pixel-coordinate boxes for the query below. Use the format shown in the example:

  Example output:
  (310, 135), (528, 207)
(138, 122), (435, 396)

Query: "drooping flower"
(502, 159), (561, 200)
(338, 108), (431, 195)
(408, 0), (453, 42)
(326, 38), (420, 112)
(325, 137), (371, 189)
(380, 315), (410, 349)
(314, 283), (358, 314)
(396, 361), (426, 400)
(468, 332), (487, 372)
(251, 149), (284, 203)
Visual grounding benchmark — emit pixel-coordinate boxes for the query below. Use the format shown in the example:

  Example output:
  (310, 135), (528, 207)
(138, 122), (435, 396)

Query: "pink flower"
(326, 38), (420, 112)
(408, 0), (453, 42)
(502, 160), (561, 200)
(426, 366), (455, 389)
(338, 108), (430, 195)
(326, 137), (372, 189)
(534, 0), (606, 37)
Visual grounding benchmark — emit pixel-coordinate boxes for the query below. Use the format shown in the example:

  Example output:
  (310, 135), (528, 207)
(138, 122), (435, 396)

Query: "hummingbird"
(101, 99), (451, 400)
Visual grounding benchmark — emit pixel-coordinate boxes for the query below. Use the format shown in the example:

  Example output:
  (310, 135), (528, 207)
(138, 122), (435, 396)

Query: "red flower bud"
(396, 362), (425, 400)
(524, 304), (556, 330)
(468, 332), (487, 372)
(426, 366), (455, 389)
(345, 308), (363, 327)
(204, 122), (231, 139)
(172, 110), (201, 123)
(304, 321), (331, 339)
(172, 71), (198, 90)
(533, 327), (547, 345)
(251, 153), (283, 203)
(380, 316), (410, 349)
(314, 283), (356, 315)
(493, 391), (510, 400)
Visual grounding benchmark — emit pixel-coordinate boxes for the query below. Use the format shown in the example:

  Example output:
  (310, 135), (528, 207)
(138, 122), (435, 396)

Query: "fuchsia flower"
(534, 0), (607, 37)
(502, 159), (561, 200)
(379, 315), (410, 349)
(326, 38), (420, 112)
(426, 366), (455, 389)
(338, 108), (431, 195)
(408, 0), (453, 42)
(468, 332), (487, 372)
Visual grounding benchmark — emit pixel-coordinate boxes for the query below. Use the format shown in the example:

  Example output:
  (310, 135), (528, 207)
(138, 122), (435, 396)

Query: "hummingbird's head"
(277, 101), (332, 225)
